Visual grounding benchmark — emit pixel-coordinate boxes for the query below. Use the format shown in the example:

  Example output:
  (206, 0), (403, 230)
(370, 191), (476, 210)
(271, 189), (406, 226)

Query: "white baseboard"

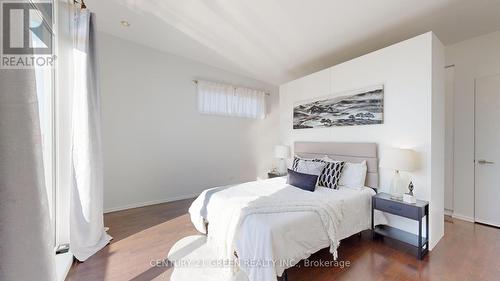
(55, 250), (73, 281)
(104, 193), (199, 213)
(452, 213), (475, 223)
(474, 218), (500, 227)
(444, 209), (453, 216)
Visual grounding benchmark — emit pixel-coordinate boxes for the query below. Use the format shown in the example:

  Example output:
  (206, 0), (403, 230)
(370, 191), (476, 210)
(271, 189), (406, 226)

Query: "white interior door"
(475, 74), (500, 227)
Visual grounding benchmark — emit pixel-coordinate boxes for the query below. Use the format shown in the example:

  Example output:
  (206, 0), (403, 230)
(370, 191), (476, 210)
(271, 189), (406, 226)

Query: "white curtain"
(0, 70), (56, 280)
(70, 9), (111, 261)
(197, 80), (266, 119)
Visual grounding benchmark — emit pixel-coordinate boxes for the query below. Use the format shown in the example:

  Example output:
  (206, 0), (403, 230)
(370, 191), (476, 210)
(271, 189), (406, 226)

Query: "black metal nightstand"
(372, 192), (429, 259)
(267, 172), (286, 178)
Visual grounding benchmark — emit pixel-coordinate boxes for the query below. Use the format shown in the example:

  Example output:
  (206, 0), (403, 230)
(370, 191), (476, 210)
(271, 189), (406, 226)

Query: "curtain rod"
(192, 80), (270, 96)
(73, 0), (86, 9)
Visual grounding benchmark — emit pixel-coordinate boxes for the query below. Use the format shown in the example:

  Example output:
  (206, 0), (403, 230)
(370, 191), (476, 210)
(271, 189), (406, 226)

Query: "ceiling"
(85, 0), (500, 85)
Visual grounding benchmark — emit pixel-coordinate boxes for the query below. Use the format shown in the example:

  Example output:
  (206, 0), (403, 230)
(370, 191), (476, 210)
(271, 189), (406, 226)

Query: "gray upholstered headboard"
(294, 142), (379, 188)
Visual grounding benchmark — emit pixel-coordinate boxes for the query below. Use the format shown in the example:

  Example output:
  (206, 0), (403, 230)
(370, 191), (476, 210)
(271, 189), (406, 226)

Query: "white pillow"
(338, 160), (367, 189)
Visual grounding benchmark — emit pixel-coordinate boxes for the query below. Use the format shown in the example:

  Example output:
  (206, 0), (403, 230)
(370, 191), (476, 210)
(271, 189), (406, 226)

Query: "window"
(33, 2), (56, 246)
(35, 54), (55, 246)
(197, 80), (266, 119)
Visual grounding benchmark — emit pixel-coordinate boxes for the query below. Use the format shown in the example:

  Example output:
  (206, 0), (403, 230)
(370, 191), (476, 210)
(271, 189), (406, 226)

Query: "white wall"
(445, 30), (500, 221)
(431, 33), (445, 242)
(279, 32), (445, 249)
(97, 32), (280, 212)
(444, 66), (454, 213)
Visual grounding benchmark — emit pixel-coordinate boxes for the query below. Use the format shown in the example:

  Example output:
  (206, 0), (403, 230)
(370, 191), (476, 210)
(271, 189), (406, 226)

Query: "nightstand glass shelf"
(373, 225), (429, 248)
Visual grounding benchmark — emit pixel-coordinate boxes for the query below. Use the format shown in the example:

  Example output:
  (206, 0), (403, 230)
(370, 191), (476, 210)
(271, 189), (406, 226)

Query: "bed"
(189, 142), (386, 281)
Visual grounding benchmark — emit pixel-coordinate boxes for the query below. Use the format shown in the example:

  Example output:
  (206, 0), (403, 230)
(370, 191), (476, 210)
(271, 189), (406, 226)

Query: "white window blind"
(197, 80), (266, 119)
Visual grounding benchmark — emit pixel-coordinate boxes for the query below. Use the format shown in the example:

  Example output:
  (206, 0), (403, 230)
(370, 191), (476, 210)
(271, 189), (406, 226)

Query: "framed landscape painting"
(293, 85), (384, 129)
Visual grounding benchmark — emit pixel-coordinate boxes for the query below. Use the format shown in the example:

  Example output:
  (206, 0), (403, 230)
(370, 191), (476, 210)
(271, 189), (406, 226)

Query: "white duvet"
(189, 177), (384, 281)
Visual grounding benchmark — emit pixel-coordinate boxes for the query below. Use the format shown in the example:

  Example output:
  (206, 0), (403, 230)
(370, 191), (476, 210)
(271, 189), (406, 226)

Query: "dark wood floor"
(67, 199), (500, 281)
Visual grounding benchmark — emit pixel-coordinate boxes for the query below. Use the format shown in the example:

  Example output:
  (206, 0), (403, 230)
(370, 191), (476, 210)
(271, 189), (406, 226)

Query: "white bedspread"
(189, 177), (384, 281)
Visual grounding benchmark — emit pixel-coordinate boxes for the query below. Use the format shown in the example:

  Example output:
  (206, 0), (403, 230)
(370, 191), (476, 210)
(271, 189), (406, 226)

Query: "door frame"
(444, 65), (455, 216)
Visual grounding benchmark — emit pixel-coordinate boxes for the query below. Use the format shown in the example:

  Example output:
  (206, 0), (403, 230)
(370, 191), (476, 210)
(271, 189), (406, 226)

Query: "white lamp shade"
(380, 147), (416, 172)
(274, 145), (290, 159)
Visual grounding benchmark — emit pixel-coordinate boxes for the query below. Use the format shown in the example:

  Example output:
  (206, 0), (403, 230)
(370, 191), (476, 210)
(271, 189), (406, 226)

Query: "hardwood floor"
(67, 199), (500, 281)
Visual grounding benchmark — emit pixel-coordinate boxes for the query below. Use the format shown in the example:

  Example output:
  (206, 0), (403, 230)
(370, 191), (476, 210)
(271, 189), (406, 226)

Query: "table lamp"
(380, 147), (416, 199)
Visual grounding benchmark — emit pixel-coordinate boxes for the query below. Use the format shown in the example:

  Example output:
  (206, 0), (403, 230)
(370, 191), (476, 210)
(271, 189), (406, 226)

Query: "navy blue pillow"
(286, 168), (318, 192)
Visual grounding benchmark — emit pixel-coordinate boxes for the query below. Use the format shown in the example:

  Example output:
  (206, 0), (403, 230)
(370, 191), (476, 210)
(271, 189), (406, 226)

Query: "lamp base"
(277, 159), (287, 175)
(403, 193), (417, 204)
(389, 170), (406, 200)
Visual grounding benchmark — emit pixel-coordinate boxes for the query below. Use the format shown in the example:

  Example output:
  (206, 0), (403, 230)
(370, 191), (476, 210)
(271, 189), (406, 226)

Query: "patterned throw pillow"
(292, 156), (323, 169)
(317, 161), (345, 189)
(292, 156), (301, 170)
(292, 156), (326, 176)
(295, 160), (327, 176)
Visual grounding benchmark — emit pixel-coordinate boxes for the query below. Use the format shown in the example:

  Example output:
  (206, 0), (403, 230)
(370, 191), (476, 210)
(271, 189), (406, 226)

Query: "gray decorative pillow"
(293, 158), (326, 176)
(317, 161), (345, 189)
